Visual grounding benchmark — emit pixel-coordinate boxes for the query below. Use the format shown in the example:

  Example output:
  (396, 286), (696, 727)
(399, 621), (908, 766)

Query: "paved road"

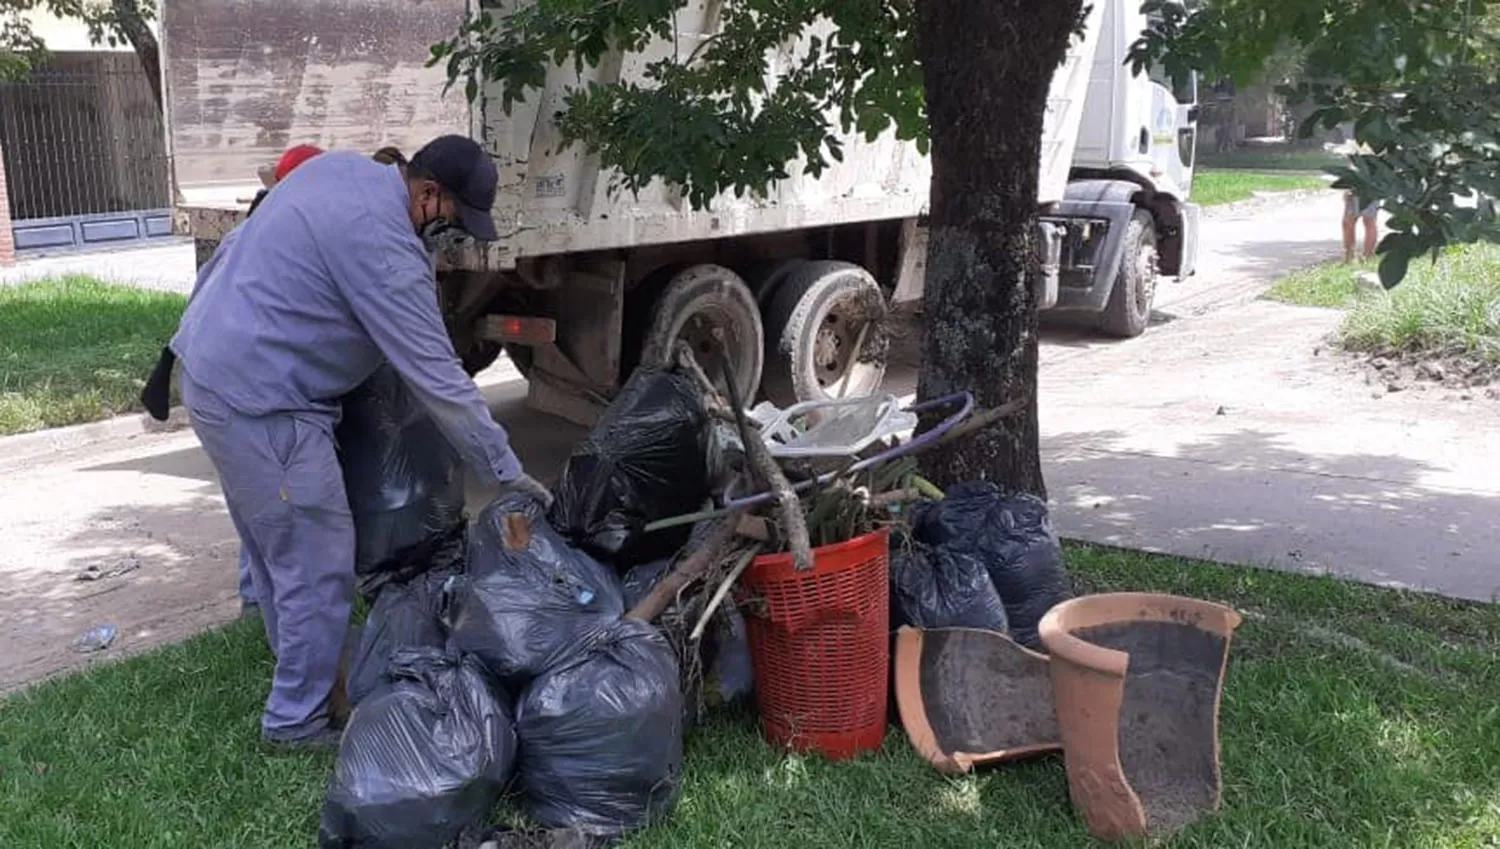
(2, 189), (1496, 694)
(1040, 193), (1500, 601)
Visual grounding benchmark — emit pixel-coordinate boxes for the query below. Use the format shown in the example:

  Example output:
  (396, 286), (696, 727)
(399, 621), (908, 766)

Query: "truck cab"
(1046, 0), (1201, 337)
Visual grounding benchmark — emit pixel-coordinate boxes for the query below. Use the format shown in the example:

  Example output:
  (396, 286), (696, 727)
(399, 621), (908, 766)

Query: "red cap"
(274, 144), (323, 183)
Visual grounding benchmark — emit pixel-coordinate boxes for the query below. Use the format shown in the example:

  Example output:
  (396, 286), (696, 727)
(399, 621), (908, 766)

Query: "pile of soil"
(1355, 350), (1500, 399)
(1076, 621), (1228, 838)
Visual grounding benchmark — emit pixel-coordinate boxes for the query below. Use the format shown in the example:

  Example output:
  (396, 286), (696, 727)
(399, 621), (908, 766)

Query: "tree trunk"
(913, 0), (1082, 499)
(112, 0), (162, 109)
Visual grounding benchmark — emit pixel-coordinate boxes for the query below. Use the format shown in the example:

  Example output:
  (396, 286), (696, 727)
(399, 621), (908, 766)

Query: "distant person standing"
(1343, 191), (1379, 263)
(1341, 143), (1379, 263)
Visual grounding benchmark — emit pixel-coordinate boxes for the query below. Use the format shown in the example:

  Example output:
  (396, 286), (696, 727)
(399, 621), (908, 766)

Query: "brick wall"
(0, 139), (14, 265)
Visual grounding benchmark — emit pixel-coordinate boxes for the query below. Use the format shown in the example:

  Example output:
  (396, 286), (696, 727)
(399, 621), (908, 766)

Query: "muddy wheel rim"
(678, 306), (753, 400)
(813, 296), (872, 395)
(1134, 246), (1159, 315)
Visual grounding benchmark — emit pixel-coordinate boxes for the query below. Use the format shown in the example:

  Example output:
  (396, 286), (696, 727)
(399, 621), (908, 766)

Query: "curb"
(1201, 187), (1333, 220)
(0, 407), (194, 467)
(0, 361), (528, 468)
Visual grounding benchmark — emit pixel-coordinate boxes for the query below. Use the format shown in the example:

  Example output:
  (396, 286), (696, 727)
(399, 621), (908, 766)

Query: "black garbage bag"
(337, 364), (467, 595)
(449, 494), (625, 685)
(889, 533), (1010, 633)
(319, 648), (517, 849)
(912, 481), (1070, 648)
(620, 559), (754, 712)
(347, 572), (452, 707)
(548, 366), (710, 567)
(515, 618), (683, 839)
(704, 601), (754, 707)
(619, 559), (671, 610)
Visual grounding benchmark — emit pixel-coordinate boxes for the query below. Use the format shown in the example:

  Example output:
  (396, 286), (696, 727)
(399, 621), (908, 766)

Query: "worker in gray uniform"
(169, 135), (546, 750)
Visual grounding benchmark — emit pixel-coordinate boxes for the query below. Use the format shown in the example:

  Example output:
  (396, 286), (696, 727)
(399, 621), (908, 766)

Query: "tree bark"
(913, 0), (1082, 499)
(112, 0), (162, 109)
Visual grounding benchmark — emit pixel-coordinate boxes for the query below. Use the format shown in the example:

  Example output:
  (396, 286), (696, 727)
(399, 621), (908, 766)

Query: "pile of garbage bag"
(329, 352), (1084, 845)
(891, 481), (1071, 648)
(322, 365), (726, 847)
(337, 364), (467, 596)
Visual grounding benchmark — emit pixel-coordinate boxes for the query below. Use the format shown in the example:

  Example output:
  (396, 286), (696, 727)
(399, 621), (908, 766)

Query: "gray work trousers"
(183, 373), (354, 741)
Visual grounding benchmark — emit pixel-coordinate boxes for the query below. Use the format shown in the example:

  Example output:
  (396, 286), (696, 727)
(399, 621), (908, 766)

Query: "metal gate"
(0, 52), (173, 255)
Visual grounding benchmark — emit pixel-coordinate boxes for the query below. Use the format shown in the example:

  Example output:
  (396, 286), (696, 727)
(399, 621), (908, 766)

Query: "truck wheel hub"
(814, 316), (849, 382)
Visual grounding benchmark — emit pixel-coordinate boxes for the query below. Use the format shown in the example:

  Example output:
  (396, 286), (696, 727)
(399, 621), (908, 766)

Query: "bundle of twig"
(624, 337), (1026, 710)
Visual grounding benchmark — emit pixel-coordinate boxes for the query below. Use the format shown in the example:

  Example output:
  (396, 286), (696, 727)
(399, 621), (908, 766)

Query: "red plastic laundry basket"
(739, 527), (890, 760)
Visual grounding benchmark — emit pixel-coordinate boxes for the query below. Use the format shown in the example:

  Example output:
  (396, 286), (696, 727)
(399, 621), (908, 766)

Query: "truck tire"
(1099, 210), (1158, 339)
(631, 264), (764, 406)
(761, 260), (890, 407)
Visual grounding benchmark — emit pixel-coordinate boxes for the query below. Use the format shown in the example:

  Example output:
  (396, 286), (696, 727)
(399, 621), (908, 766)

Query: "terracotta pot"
(1038, 593), (1242, 842)
(893, 626), (1062, 774)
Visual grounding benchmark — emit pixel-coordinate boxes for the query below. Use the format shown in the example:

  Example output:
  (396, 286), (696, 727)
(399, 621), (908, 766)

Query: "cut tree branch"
(674, 339), (815, 570)
(715, 340), (814, 572)
(688, 545), (758, 642)
(625, 516), (740, 623)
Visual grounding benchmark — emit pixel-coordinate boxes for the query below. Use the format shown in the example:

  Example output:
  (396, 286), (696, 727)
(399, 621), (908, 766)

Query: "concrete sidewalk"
(1039, 192), (1500, 602)
(1041, 300), (1500, 603)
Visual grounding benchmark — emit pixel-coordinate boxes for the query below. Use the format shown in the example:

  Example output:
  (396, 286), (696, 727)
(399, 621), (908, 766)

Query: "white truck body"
(478, 1), (1105, 269)
(163, 0), (1199, 426)
(160, 0), (471, 262)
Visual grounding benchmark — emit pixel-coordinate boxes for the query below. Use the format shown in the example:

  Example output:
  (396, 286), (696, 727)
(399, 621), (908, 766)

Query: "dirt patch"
(1076, 621), (1227, 838)
(1349, 350), (1500, 399)
(917, 628), (1059, 755)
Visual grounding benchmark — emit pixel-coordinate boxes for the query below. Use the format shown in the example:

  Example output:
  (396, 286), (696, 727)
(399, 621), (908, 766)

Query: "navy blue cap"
(410, 135), (500, 241)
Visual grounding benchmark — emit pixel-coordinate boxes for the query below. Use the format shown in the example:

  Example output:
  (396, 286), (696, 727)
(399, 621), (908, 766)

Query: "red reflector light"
(480, 314), (556, 346)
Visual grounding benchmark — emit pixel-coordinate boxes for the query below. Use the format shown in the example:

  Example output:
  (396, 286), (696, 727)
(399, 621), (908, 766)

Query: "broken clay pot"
(893, 626), (1062, 774)
(1038, 593), (1242, 842)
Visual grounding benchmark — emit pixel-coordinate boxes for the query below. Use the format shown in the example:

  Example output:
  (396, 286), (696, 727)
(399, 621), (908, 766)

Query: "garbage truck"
(163, 0), (1200, 426)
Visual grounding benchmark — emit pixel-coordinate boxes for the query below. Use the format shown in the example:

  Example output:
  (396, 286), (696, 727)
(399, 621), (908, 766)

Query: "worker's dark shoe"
(261, 726), (344, 754)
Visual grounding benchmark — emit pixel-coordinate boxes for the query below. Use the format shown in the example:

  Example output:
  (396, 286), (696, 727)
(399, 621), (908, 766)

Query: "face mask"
(419, 217), (455, 253)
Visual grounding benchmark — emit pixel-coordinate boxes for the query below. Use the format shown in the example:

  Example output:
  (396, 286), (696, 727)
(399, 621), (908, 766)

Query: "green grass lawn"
(0, 277), (186, 436)
(1267, 244), (1500, 363)
(1199, 147), (1344, 173)
(1194, 169), (1330, 208)
(3, 545), (1496, 849)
